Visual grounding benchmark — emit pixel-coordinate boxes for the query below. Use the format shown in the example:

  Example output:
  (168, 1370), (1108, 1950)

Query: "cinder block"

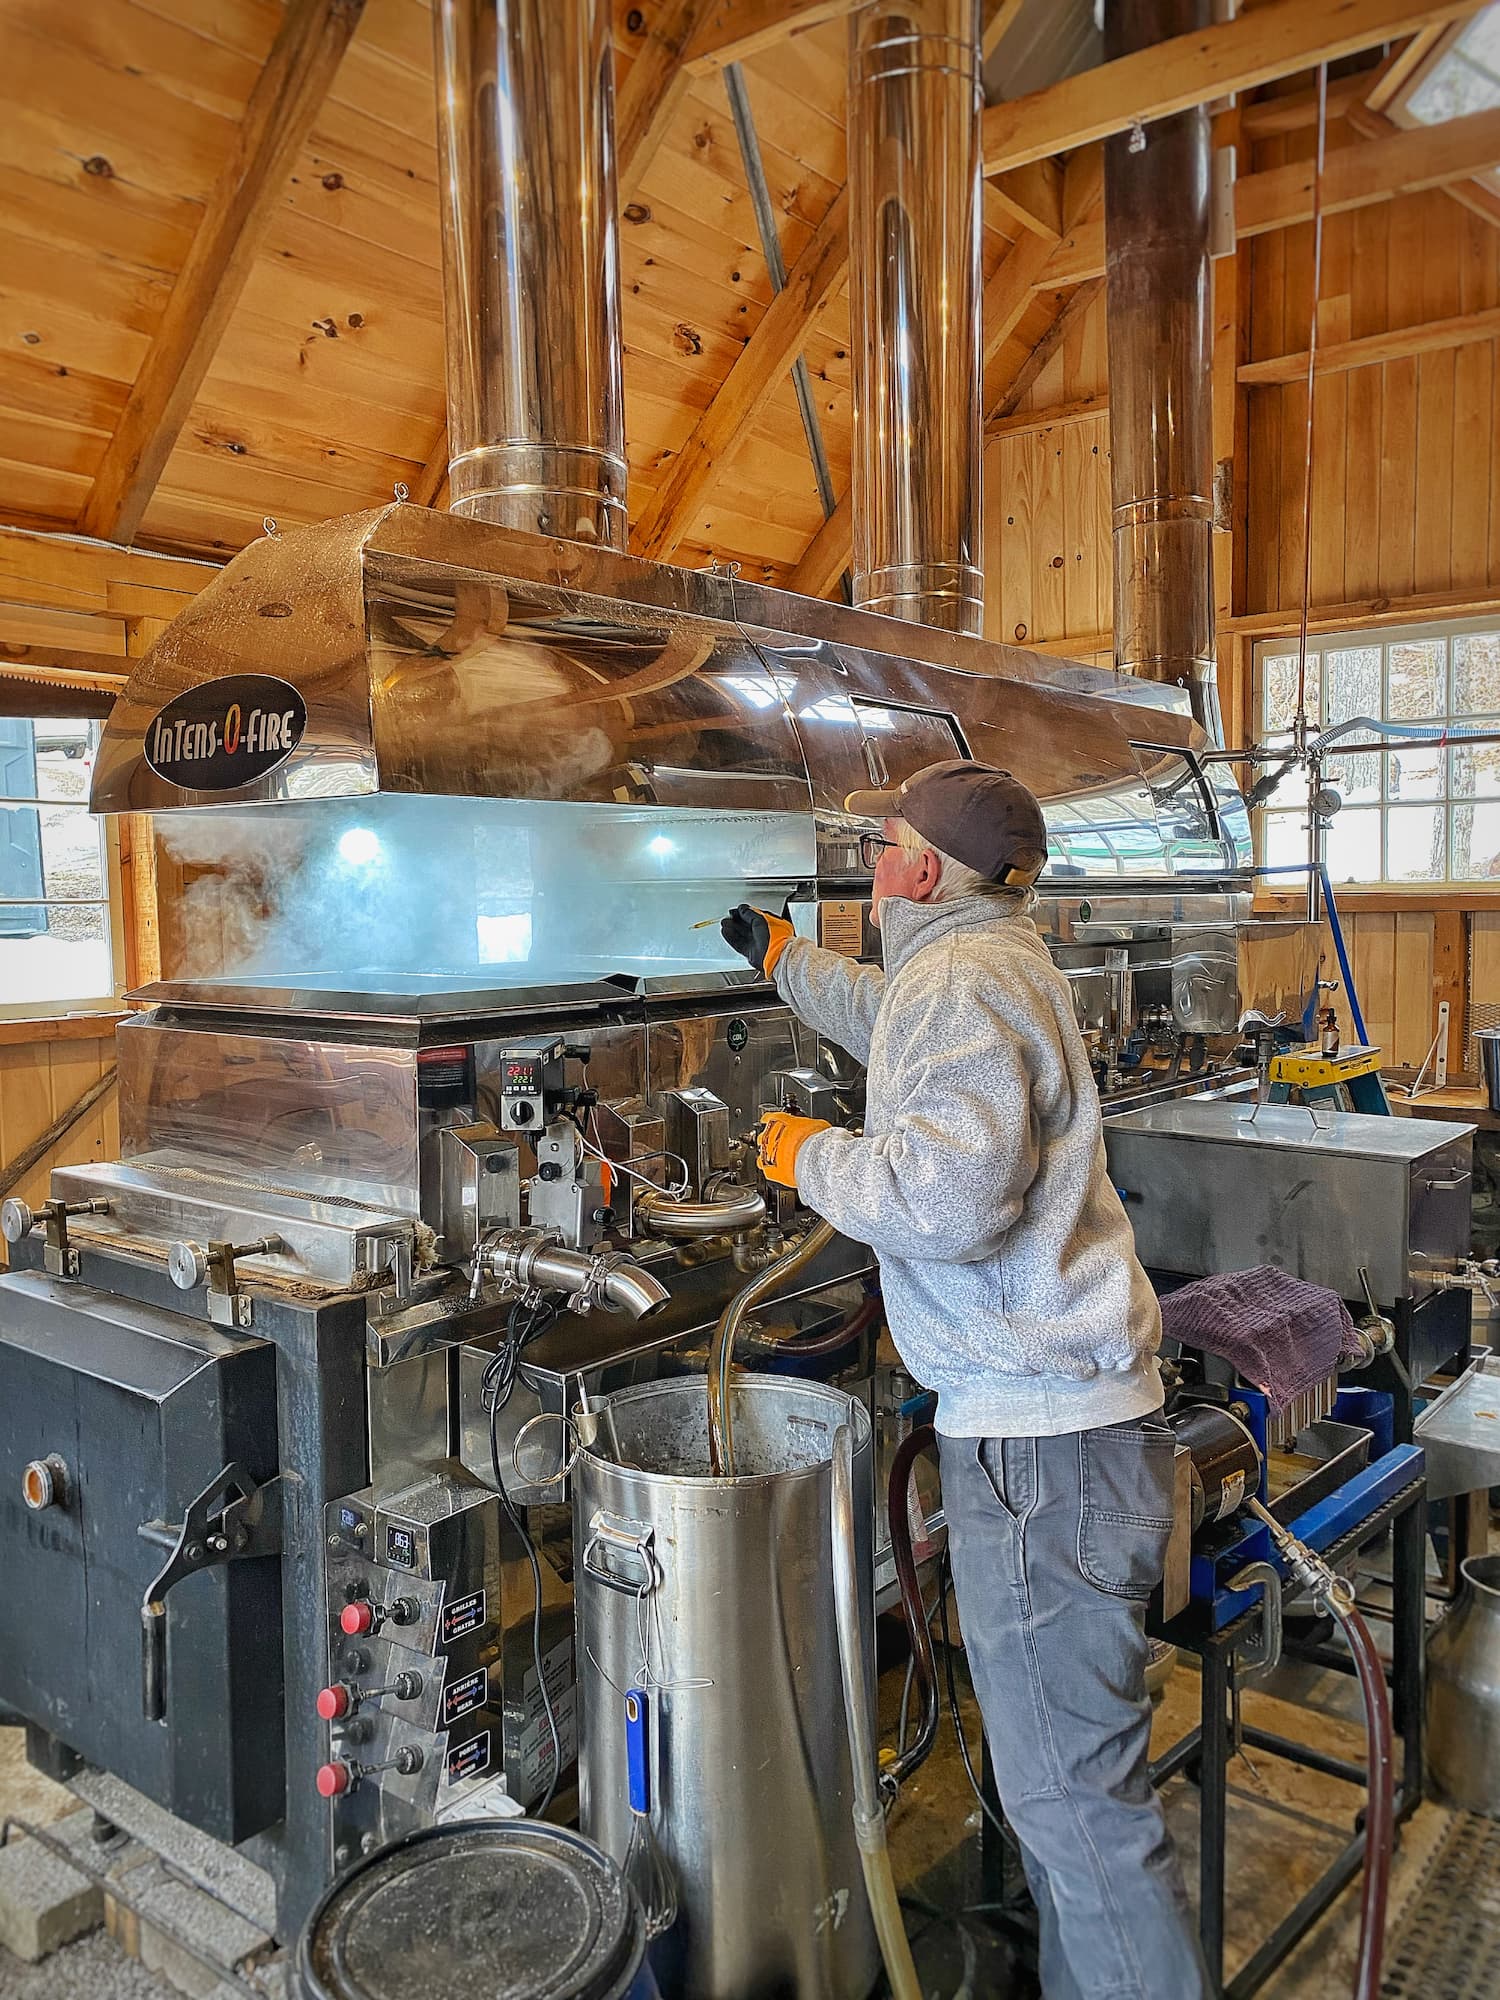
(0, 1832), (103, 1962)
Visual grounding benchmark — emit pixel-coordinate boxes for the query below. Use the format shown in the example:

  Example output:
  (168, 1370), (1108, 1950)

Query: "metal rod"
(723, 64), (841, 530)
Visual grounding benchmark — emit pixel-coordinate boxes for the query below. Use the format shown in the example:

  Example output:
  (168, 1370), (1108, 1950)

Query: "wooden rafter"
(991, 279), (1104, 421)
(986, 391), (1109, 440)
(981, 0), (1487, 174)
(1348, 97), (1500, 230)
(1239, 302), (1500, 385)
(788, 490), (853, 598)
(618, 0), (710, 201)
(987, 159), (1065, 240)
(1240, 71), (1379, 136)
(76, 0), (365, 545)
(1365, 25), (1452, 110)
(681, 0), (863, 72)
(632, 187), (850, 561)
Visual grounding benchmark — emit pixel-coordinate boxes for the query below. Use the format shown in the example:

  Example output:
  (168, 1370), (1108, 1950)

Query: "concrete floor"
(0, 1631), (1469, 1999)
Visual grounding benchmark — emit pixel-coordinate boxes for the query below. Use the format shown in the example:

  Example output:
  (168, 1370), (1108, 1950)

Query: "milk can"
(573, 1375), (879, 2000)
(1428, 1553), (1500, 1814)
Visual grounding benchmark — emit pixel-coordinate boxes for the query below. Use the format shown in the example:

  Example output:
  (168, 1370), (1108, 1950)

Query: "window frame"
(0, 713), (127, 1023)
(1251, 613), (1500, 891)
(1387, 12), (1500, 199)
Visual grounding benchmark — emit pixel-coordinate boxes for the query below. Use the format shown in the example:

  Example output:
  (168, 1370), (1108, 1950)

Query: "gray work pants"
(939, 1417), (1210, 2000)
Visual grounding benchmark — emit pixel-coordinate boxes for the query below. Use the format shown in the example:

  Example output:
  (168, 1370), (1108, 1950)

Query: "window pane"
(40, 804), (104, 905)
(1454, 632), (1500, 714)
(1386, 746), (1443, 800)
(1262, 811), (1307, 873)
(34, 720), (98, 803)
(1263, 653), (1319, 733)
(1387, 638), (1445, 719)
(1327, 746), (1379, 804)
(1325, 646), (1381, 739)
(1453, 800), (1500, 879)
(1386, 805), (1446, 881)
(0, 803), (45, 926)
(1409, 52), (1500, 124)
(0, 903), (110, 1005)
(1451, 741), (1500, 797)
(1324, 807), (1381, 884)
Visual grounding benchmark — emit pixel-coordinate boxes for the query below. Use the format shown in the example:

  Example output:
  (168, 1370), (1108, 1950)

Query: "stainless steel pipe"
(432, 0), (628, 546)
(847, 2), (984, 633)
(708, 1218), (837, 1474)
(634, 1184), (768, 1239)
(1102, 0), (1222, 741)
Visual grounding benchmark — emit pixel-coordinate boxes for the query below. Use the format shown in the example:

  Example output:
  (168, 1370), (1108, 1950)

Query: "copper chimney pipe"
(432, 0), (628, 548)
(847, 2), (985, 634)
(1102, 0), (1223, 741)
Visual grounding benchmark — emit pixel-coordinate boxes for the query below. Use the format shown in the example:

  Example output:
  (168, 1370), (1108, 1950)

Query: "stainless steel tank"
(1428, 1552), (1500, 1815)
(574, 1376), (879, 2000)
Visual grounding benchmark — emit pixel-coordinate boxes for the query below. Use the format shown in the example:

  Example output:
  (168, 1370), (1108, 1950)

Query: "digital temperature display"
(504, 1060), (541, 1090)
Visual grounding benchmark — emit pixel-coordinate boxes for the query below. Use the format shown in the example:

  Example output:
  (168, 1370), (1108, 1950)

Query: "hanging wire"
(1293, 64), (1330, 759)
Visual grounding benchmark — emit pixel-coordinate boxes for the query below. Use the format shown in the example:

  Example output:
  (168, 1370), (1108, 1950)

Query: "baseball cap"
(845, 760), (1048, 888)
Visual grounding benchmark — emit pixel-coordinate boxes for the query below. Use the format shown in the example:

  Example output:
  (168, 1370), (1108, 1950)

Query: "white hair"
(894, 818), (1034, 908)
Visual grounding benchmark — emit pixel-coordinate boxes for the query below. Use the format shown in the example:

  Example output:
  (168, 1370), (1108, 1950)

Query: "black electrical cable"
(484, 1308), (563, 1821)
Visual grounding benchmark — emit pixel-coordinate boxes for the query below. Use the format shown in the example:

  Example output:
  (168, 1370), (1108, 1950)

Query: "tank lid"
(298, 1822), (643, 2000)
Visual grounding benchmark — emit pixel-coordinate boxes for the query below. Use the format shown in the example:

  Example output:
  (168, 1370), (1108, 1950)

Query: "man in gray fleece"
(722, 760), (1207, 2000)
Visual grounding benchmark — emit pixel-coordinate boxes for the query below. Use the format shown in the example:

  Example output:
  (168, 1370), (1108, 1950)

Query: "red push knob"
(340, 1601), (375, 1637)
(316, 1760), (353, 1799)
(316, 1683), (352, 1721)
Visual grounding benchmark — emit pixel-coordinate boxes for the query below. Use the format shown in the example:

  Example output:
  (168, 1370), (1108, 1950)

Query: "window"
(1391, 10), (1500, 195)
(1253, 618), (1500, 886)
(0, 714), (122, 1016)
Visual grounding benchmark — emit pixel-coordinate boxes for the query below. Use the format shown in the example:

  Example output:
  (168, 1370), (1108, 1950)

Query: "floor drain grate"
(1384, 1813), (1500, 1999)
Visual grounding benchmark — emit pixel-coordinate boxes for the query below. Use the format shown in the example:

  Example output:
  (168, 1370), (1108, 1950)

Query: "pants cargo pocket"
(1077, 1417), (1176, 1600)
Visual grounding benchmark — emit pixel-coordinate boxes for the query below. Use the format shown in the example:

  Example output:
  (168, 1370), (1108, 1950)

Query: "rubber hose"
(830, 1423), (923, 2000)
(772, 1291), (883, 1359)
(1325, 1593), (1394, 2000)
(886, 1422), (940, 1786)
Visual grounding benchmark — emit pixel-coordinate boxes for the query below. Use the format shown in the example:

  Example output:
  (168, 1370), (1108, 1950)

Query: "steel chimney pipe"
(432, 0), (628, 548)
(847, 2), (984, 634)
(1102, 0), (1222, 741)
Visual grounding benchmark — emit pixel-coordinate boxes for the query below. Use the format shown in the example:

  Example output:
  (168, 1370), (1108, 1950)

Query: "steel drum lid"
(297, 1821), (649, 2000)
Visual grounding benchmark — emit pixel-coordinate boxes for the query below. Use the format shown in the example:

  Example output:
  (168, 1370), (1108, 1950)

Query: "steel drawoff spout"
(848, 2), (985, 634)
(433, 0), (628, 546)
(708, 1218), (836, 1473)
(477, 1230), (669, 1318)
(1102, 0), (1222, 742)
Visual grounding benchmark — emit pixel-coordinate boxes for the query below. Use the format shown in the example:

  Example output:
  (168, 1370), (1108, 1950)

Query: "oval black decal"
(144, 675), (307, 790)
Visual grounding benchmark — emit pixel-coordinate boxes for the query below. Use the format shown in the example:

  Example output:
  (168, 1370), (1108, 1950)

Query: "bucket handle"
(583, 1511), (661, 1598)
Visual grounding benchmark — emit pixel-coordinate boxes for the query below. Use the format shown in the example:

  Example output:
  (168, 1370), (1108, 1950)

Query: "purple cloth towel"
(1158, 1265), (1360, 1414)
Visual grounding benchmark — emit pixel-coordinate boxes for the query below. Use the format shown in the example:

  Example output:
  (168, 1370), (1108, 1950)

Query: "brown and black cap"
(845, 759), (1048, 888)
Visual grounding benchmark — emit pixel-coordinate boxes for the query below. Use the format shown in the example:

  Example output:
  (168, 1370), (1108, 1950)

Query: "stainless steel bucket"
(574, 1375), (879, 2000)
(1479, 1028), (1500, 1113)
(1428, 1552), (1500, 1815)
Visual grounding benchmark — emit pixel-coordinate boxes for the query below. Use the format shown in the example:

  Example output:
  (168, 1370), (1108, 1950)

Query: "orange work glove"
(720, 905), (796, 977)
(757, 1109), (832, 1189)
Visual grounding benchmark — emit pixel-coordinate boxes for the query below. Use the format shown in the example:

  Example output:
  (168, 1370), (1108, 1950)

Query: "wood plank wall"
(0, 1029), (120, 1269)
(1244, 139), (1500, 614)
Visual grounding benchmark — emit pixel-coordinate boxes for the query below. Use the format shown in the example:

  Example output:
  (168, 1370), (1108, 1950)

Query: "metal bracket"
(138, 1463), (282, 1722)
(1226, 1559), (1283, 1682)
(1, 1195), (110, 1279)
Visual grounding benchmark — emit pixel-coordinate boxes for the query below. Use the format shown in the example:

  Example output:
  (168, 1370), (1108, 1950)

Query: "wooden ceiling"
(2, 0), (1496, 588)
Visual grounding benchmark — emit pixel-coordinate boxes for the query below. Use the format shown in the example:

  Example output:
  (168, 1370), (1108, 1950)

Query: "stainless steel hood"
(90, 504), (1239, 845)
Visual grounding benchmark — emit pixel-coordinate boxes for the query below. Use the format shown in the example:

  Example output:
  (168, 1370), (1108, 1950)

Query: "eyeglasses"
(858, 833), (898, 870)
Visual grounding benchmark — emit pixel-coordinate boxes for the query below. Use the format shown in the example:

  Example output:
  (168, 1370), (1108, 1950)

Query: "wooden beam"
(1239, 302), (1500, 385)
(681, 0), (861, 72)
(410, 429), (450, 510)
(983, 0), (1027, 63)
(0, 644), (131, 684)
(788, 490), (853, 600)
(1240, 70), (1378, 136)
(1365, 24), (1451, 109)
(76, 0), (364, 545)
(1348, 96), (1500, 229)
(986, 391), (1109, 439)
(980, 231), (1061, 414)
(617, 0), (708, 199)
(1228, 582), (1500, 635)
(981, 0), (1484, 175)
(1237, 102), (1500, 237)
(992, 279), (1104, 418)
(1062, 143), (1105, 231)
(987, 158), (1065, 239)
(632, 187), (850, 561)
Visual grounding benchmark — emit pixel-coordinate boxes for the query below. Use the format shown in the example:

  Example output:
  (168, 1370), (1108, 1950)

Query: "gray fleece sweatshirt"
(775, 895), (1163, 1439)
